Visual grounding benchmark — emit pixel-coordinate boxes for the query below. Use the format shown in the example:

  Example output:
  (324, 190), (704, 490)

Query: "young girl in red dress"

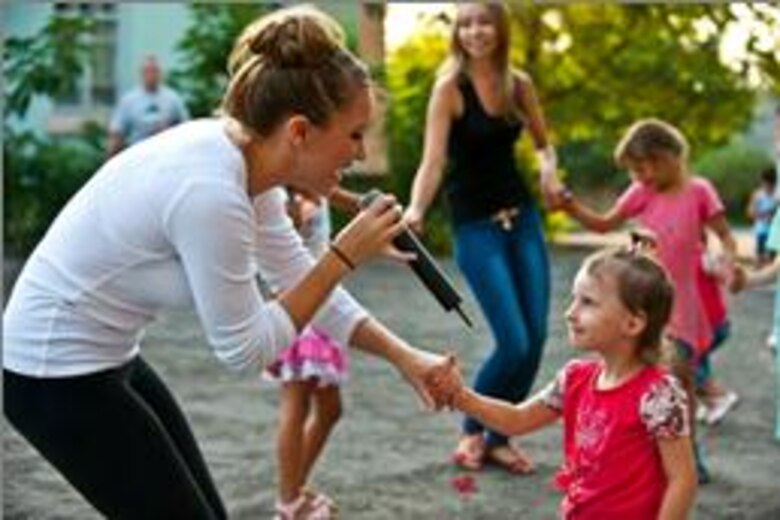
(434, 247), (697, 519)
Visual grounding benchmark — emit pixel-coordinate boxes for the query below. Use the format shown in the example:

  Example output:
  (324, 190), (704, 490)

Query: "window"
(53, 2), (117, 108)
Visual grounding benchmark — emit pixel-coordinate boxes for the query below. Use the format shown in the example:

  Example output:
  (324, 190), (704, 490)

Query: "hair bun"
(248, 9), (343, 68)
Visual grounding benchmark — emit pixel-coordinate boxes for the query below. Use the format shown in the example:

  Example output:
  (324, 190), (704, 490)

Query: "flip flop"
(451, 434), (485, 471)
(485, 444), (535, 475)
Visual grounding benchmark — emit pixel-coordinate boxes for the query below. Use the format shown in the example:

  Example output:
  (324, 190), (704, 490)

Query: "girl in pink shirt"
(558, 118), (739, 483)
(433, 248), (697, 519)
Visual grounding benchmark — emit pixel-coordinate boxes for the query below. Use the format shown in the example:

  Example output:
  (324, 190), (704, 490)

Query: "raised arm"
(452, 388), (559, 437)
(404, 75), (459, 235)
(348, 317), (450, 409)
(732, 255), (780, 292)
(560, 192), (626, 233)
(429, 358), (560, 435)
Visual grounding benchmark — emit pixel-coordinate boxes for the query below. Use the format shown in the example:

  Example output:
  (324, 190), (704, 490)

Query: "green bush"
(4, 15), (101, 256)
(694, 140), (773, 223)
(4, 125), (105, 255)
(558, 139), (622, 191)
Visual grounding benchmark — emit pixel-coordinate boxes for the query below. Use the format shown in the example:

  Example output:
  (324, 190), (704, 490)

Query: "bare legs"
(277, 381), (342, 503)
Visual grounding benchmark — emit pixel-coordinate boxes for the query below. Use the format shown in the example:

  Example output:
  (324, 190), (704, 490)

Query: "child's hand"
(286, 189), (322, 231)
(549, 185), (574, 212)
(540, 171), (565, 209)
(728, 264), (748, 293)
(424, 354), (466, 410)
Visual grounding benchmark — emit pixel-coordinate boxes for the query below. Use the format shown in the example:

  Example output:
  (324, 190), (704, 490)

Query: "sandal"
(274, 494), (307, 520)
(302, 487), (338, 518)
(451, 434), (485, 471)
(485, 444), (535, 475)
(274, 489), (338, 520)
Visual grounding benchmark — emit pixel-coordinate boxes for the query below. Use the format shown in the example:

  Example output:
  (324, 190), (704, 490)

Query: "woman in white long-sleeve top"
(3, 6), (449, 519)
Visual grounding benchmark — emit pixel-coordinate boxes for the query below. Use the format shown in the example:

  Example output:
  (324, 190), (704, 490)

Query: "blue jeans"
(696, 321), (730, 387)
(454, 206), (550, 446)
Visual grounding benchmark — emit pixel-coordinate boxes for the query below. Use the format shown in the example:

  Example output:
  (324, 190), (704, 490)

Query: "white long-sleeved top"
(3, 119), (368, 377)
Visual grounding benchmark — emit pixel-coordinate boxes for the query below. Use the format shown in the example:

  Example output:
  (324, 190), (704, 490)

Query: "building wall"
(113, 3), (190, 101)
(5, 2), (189, 135)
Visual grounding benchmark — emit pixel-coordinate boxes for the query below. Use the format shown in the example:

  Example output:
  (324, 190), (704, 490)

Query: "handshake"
(422, 355), (469, 410)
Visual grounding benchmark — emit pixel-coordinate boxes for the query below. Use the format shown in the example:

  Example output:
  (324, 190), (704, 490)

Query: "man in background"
(107, 55), (189, 156)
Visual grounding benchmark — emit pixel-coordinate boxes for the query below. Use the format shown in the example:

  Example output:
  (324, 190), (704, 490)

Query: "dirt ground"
(4, 247), (780, 519)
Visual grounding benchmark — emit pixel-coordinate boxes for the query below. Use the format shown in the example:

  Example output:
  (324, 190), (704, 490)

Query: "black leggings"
(4, 357), (227, 519)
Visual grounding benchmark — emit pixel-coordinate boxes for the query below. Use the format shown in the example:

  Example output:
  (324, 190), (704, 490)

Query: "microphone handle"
(392, 229), (463, 311)
(358, 189), (472, 327)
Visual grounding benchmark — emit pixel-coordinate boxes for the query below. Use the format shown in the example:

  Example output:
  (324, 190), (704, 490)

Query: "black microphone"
(359, 189), (473, 328)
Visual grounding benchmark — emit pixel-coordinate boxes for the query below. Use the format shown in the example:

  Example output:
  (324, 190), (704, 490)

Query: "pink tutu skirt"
(265, 327), (348, 387)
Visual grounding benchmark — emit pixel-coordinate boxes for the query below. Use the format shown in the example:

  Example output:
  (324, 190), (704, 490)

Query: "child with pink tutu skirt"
(266, 191), (345, 519)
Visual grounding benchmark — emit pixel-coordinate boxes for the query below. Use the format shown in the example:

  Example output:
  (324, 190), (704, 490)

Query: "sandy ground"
(3, 247), (780, 519)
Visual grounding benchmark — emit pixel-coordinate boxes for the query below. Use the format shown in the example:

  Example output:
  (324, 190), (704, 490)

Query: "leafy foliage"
(4, 128), (105, 255)
(168, 3), (270, 117)
(4, 17), (94, 119)
(526, 3), (764, 155)
(385, 3), (780, 247)
(4, 16), (104, 255)
(386, 31), (449, 201)
(168, 3), (363, 118)
(694, 140), (773, 222)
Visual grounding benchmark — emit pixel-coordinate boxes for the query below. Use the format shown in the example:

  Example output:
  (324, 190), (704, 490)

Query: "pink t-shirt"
(616, 177), (725, 353)
(540, 359), (690, 520)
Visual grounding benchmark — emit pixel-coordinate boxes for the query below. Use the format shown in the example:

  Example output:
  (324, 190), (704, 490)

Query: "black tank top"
(445, 74), (531, 225)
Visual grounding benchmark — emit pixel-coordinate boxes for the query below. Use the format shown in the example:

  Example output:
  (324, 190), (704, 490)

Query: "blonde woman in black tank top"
(405, 2), (563, 474)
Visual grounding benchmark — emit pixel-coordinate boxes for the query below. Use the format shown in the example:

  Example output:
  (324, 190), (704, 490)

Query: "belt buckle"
(499, 213), (512, 231)
(494, 208), (515, 231)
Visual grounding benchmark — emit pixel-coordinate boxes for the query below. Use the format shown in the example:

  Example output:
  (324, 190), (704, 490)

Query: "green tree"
(168, 3), (269, 118)
(4, 17), (105, 255)
(4, 17), (93, 119)
(169, 3), (363, 118)
(520, 3), (777, 185)
(386, 3), (780, 230)
(385, 24), (451, 251)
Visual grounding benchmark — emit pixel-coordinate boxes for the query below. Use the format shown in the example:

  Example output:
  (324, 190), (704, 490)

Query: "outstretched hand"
(398, 350), (464, 410)
(540, 172), (566, 210)
(424, 354), (466, 410)
(728, 264), (748, 293)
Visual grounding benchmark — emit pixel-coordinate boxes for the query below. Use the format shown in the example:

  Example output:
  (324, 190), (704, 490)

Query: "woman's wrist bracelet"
(329, 242), (355, 271)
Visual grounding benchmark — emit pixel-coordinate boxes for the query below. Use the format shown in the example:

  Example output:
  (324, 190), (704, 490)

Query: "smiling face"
(288, 86), (372, 196)
(565, 268), (645, 354)
(455, 4), (500, 61)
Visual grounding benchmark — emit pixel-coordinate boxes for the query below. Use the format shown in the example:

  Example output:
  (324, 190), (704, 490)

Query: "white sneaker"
(706, 391), (739, 426)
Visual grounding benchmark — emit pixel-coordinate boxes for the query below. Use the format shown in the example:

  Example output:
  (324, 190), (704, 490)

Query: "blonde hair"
(582, 247), (674, 362)
(221, 4), (369, 137)
(442, 2), (521, 121)
(614, 118), (689, 168)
